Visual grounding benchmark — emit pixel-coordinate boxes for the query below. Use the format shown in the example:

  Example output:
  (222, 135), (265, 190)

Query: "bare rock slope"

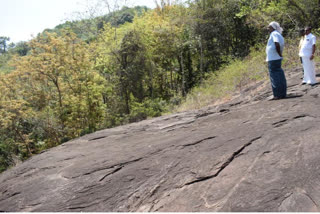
(1, 68), (320, 212)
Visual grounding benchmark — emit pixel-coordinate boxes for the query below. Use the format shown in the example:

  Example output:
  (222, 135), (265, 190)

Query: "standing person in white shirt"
(266, 21), (287, 100)
(299, 26), (317, 85)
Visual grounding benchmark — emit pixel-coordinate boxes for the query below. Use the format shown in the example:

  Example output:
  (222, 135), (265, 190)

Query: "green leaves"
(0, 30), (108, 170)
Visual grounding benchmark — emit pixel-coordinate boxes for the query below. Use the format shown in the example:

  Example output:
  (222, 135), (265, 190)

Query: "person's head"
(305, 26), (312, 35)
(267, 25), (274, 33)
(268, 21), (283, 34)
(299, 28), (305, 37)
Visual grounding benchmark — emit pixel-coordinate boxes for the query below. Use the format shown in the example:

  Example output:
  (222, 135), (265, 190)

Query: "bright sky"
(1, 0), (156, 43)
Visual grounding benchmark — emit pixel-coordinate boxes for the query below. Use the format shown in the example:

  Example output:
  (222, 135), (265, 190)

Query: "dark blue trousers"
(268, 59), (287, 98)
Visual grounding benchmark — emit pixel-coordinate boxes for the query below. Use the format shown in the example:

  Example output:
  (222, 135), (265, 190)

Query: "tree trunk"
(200, 37), (203, 83)
(180, 52), (186, 97)
(53, 78), (65, 130)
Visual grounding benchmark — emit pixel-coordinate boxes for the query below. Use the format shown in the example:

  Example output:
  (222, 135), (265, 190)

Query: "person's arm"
(275, 42), (282, 57)
(311, 44), (316, 60)
(311, 36), (316, 60)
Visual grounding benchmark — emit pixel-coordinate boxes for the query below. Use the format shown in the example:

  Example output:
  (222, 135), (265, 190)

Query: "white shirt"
(266, 31), (284, 61)
(299, 33), (316, 57)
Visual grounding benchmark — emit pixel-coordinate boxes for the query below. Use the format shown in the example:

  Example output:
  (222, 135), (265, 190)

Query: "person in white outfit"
(299, 26), (317, 85)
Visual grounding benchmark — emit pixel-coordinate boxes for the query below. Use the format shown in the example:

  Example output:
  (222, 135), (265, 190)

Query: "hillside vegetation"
(1, 0), (320, 172)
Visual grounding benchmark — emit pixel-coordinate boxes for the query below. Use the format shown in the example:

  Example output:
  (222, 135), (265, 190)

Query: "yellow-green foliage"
(176, 48), (269, 111)
(0, 30), (108, 160)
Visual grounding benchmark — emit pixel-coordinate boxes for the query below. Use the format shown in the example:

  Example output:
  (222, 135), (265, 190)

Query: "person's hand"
(310, 54), (314, 60)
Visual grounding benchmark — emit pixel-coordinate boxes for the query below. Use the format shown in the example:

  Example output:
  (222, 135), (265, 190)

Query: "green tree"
(11, 41), (30, 56)
(236, 0), (320, 37)
(0, 37), (10, 53)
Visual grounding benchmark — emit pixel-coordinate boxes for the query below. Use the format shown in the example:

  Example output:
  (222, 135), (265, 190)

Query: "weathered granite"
(1, 68), (320, 212)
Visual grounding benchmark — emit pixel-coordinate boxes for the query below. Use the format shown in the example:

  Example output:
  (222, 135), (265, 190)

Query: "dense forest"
(1, 0), (320, 172)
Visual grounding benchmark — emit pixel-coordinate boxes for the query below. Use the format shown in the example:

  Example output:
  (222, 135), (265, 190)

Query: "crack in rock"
(81, 145), (182, 181)
(293, 114), (311, 119)
(89, 136), (108, 141)
(272, 114), (314, 128)
(64, 158), (144, 179)
(57, 157), (77, 162)
(94, 158), (143, 175)
(196, 111), (216, 118)
(229, 101), (243, 107)
(99, 166), (123, 182)
(279, 192), (293, 207)
(68, 206), (87, 210)
(304, 193), (319, 208)
(272, 119), (288, 127)
(219, 109), (230, 113)
(180, 136), (217, 148)
(184, 136), (262, 186)
(0, 192), (21, 203)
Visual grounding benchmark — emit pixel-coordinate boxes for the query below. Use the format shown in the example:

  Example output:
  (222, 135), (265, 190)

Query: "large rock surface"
(1, 68), (320, 212)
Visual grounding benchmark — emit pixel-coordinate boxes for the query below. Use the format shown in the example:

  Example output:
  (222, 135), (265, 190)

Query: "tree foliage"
(0, 37), (10, 54)
(0, 31), (106, 168)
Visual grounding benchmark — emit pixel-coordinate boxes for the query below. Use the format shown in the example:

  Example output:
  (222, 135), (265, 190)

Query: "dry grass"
(173, 38), (306, 112)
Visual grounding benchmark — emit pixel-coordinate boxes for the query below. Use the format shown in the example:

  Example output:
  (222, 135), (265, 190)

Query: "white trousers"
(302, 56), (317, 84)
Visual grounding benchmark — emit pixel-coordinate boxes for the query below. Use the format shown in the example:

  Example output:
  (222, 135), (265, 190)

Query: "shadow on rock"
(268, 94), (303, 101)
(284, 94), (304, 99)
